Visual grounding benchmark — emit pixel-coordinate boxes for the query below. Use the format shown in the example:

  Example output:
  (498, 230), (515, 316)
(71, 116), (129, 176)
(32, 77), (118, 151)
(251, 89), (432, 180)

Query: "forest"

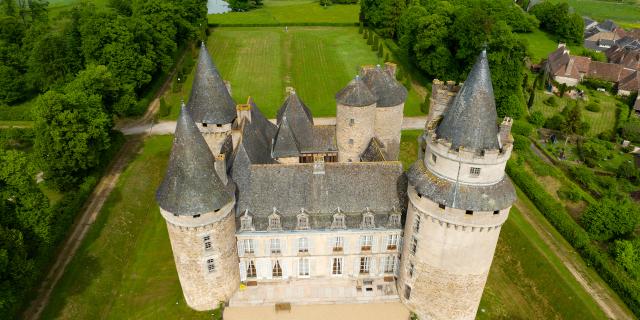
(0, 0), (207, 316)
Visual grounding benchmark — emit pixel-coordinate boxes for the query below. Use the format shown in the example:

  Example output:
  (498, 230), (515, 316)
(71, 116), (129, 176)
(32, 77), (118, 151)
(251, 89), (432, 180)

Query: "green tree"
(612, 239), (640, 279)
(528, 110), (545, 127)
(359, 22), (364, 34)
(377, 43), (383, 58)
(367, 30), (373, 45)
(581, 197), (640, 241)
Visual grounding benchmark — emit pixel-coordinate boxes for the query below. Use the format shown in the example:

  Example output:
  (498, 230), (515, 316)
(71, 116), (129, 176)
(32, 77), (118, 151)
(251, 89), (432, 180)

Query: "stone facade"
(197, 123), (232, 156)
(374, 104), (404, 160)
(161, 201), (240, 311)
(336, 103), (376, 162)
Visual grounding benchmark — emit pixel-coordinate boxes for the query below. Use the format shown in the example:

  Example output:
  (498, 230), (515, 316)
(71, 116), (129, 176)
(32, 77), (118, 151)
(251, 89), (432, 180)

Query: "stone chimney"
(384, 62), (398, 77)
(215, 154), (228, 185)
(499, 117), (514, 147)
(427, 79), (459, 128)
(236, 98), (252, 125)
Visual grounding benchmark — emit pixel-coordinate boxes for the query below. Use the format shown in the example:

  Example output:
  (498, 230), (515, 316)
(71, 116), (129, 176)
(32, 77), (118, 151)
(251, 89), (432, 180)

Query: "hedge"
(208, 22), (359, 27)
(508, 161), (640, 316)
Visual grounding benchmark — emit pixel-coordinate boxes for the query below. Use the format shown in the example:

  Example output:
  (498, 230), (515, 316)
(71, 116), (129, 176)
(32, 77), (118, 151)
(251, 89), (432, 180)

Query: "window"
(466, 210), (473, 215)
(388, 214), (401, 228)
(359, 256), (371, 274)
(362, 212), (375, 229)
(270, 239), (281, 254)
(243, 239), (255, 254)
(272, 260), (282, 278)
(203, 235), (212, 251)
(297, 212), (310, 230)
(332, 236), (344, 252)
(349, 118), (355, 126)
(470, 167), (481, 177)
(240, 211), (253, 231)
(410, 237), (418, 255)
(332, 212), (346, 229)
(206, 258), (215, 273)
(202, 123), (208, 127)
(383, 256), (396, 273)
(216, 124), (222, 128)
(360, 235), (373, 251)
(438, 203), (446, 210)
(332, 257), (343, 275)
(387, 234), (399, 250)
(404, 285), (412, 300)
(299, 258), (310, 277)
(298, 237), (309, 253)
(431, 154), (437, 163)
(247, 260), (257, 278)
(268, 210), (281, 231)
(413, 216), (421, 233)
(408, 262), (414, 278)
(494, 210), (500, 215)
(348, 139), (354, 145)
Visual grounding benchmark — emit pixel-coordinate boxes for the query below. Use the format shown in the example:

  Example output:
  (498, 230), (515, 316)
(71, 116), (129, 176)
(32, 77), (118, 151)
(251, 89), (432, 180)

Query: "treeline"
(530, 2), (583, 45)
(361, 0), (539, 119)
(0, 0), (206, 316)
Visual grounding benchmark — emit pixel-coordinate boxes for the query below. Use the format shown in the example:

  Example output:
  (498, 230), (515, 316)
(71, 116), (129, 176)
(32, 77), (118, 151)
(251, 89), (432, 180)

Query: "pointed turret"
(271, 92), (315, 158)
(187, 42), (236, 125)
(156, 105), (232, 215)
(435, 50), (500, 151)
(361, 65), (407, 108)
(335, 75), (377, 107)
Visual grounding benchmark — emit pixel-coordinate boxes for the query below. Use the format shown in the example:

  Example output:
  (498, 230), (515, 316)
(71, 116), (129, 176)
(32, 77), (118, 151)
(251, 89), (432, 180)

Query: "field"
(207, 0), (359, 25)
(160, 27), (425, 120)
(516, 29), (582, 63)
(547, 0), (640, 28)
(39, 132), (607, 319)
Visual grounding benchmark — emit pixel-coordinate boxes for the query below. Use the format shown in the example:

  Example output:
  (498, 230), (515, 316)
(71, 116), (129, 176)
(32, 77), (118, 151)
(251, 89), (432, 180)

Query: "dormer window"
(361, 209), (375, 229)
(268, 208), (281, 231)
(470, 167), (481, 177)
(332, 209), (346, 229)
(202, 123), (208, 127)
(388, 213), (401, 228)
(297, 209), (310, 230)
(240, 210), (254, 231)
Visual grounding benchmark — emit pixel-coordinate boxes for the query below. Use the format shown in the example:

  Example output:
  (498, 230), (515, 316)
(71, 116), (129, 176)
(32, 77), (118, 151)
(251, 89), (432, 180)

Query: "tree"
(617, 161), (638, 182)
(612, 239), (640, 279)
(359, 22), (364, 34)
(530, 2), (583, 45)
(528, 110), (545, 127)
(377, 43), (383, 58)
(581, 197), (640, 241)
(367, 30), (373, 45)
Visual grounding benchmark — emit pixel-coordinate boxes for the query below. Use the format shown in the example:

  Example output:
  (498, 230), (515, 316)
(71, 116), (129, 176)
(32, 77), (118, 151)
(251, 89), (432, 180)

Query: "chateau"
(155, 43), (516, 320)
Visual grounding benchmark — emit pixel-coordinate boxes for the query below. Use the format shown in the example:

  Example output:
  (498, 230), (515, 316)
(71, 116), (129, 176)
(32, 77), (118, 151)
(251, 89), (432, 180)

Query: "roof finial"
(180, 99), (185, 108)
(355, 74), (360, 80)
(201, 41), (205, 48)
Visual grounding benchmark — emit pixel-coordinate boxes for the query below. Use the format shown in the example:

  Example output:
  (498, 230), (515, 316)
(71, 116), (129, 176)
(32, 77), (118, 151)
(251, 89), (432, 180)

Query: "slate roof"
(236, 162), (406, 226)
(597, 19), (618, 32)
(619, 70), (640, 92)
(583, 17), (597, 30)
(435, 50), (500, 152)
(407, 161), (516, 211)
(187, 43), (236, 124)
(588, 61), (624, 82)
(335, 76), (377, 107)
(361, 65), (408, 108)
(156, 105), (232, 215)
(360, 137), (387, 162)
(547, 46), (571, 75)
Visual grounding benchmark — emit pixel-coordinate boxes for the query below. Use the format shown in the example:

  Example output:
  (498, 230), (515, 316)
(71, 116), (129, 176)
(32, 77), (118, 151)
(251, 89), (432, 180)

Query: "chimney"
(215, 154), (228, 185)
(384, 62), (398, 77)
(499, 117), (514, 147)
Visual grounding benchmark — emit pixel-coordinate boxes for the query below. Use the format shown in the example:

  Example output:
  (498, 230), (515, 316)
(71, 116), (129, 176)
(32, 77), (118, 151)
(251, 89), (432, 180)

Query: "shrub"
(513, 134), (529, 152)
(528, 111), (545, 127)
(544, 114), (565, 131)
(512, 120), (534, 137)
(586, 102), (601, 112)
(580, 197), (640, 241)
(557, 185), (582, 201)
(159, 97), (171, 117)
(612, 239), (640, 279)
(544, 95), (560, 107)
(618, 161), (638, 182)
(582, 77), (614, 92)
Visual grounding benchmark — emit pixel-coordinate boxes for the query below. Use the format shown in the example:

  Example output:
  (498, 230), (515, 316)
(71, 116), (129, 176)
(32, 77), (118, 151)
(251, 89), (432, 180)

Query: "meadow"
(39, 132), (606, 319)
(160, 27), (425, 120)
(207, 0), (359, 25)
(547, 0), (640, 28)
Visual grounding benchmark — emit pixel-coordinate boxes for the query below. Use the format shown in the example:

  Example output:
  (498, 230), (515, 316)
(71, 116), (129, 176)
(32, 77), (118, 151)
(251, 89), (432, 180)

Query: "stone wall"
(162, 205), (240, 311)
(428, 80), (459, 125)
(197, 123), (232, 156)
(398, 187), (509, 320)
(374, 104), (404, 160)
(336, 103), (376, 162)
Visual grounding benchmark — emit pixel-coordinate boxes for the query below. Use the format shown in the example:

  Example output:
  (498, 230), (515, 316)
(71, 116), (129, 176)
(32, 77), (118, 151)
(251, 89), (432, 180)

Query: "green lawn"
(161, 27), (425, 120)
(516, 29), (582, 63)
(547, 0), (640, 27)
(40, 136), (217, 320)
(208, 0), (359, 25)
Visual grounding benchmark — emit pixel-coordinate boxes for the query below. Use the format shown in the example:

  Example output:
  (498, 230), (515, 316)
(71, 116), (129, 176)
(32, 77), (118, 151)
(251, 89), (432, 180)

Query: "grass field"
(516, 29), (582, 63)
(548, 0), (640, 28)
(161, 27), (425, 120)
(207, 0), (359, 25)
(530, 90), (620, 136)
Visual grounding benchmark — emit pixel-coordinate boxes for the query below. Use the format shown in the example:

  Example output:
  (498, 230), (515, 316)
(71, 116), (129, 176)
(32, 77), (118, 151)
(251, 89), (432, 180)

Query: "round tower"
(361, 64), (407, 160)
(156, 105), (239, 311)
(397, 51), (516, 320)
(335, 75), (377, 162)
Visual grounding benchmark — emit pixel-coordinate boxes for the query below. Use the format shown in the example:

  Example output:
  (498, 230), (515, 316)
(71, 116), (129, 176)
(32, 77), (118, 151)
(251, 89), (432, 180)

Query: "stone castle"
(155, 43), (516, 320)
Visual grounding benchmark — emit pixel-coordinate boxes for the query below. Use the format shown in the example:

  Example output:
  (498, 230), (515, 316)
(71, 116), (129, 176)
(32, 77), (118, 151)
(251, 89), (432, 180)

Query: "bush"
(582, 77), (614, 92)
(557, 185), (582, 201)
(512, 120), (534, 137)
(159, 97), (171, 117)
(581, 197), (640, 241)
(544, 114), (566, 130)
(544, 95), (560, 107)
(585, 102), (601, 112)
(528, 110), (545, 127)
(513, 134), (530, 152)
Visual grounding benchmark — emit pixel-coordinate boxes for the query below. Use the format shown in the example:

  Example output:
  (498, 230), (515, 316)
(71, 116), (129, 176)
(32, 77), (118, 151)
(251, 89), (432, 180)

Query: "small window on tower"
(349, 118), (355, 126)
(202, 123), (208, 127)
(206, 258), (215, 273)
(348, 139), (354, 145)
(470, 167), (481, 177)
(438, 203), (446, 210)
(494, 210), (500, 215)
(216, 124), (223, 128)
(203, 235), (212, 251)
(431, 154), (437, 163)
(466, 210), (473, 215)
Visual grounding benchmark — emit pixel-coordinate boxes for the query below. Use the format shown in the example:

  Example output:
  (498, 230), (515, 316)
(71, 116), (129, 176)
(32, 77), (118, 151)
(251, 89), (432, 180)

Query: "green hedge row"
(208, 22), (359, 27)
(0, 104), (34, 121)
(507, 161), (640, 316)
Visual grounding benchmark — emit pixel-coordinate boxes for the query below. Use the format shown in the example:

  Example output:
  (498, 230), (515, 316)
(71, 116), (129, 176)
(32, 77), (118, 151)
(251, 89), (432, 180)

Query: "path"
(513, 198), (632, 320)
(119, 116), (428, 135)
(23, 50), (188, 320)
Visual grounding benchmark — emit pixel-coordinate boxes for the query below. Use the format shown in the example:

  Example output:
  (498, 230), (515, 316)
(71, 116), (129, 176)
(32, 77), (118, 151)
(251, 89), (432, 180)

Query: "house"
(588, 61), (624, 82)
(634, 95), (640, 115)
(545, 44), (591, 86)
(583, 18), (626, 51)
(583, 16), (598, 31)
(619, 69), (640, 96)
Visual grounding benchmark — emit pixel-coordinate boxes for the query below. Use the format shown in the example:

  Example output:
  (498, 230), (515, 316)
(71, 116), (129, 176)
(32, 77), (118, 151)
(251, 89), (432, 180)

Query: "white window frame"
(386, 234), (399, 250)
(268, 212), (281, 231)
(470, 167), (481, 177)
(206, 258), (215, 273)
(297, 212), (310, 230)
(332, 257), (343, 275)
(360, 235), (373, 251)
(362, 212), (375, 229)
(243, 239), (255, 254)
(299, 258), (310, 277)
(270, 238), (281, 254)
(333, 236), (344, 252)
(383, 256), (395, 273)
(332, 213), (346, 229)
(388, 214), (401, 228)
(359, 256), (371, 274)
(240, 210), (253, 231)
(298, 237), (309, 253)
(246, 260), (257, 278)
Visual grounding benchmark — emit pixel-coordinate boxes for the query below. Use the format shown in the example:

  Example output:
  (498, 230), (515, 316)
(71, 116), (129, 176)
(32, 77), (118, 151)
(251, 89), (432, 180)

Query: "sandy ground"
(223, 302), (411, 320)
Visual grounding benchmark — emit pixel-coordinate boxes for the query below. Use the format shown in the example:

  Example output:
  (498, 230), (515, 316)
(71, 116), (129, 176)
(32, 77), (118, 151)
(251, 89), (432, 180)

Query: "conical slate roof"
(187, 42), (236, 124)
(156, 105), (232, 216)
(435, 50), (500, 151)
(272, 92), (315, 157)
(335, 75), (377, 107)
(248, 97), (277, 140)
(361, 66), (407, 107)
(271, 116), (301, 158)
